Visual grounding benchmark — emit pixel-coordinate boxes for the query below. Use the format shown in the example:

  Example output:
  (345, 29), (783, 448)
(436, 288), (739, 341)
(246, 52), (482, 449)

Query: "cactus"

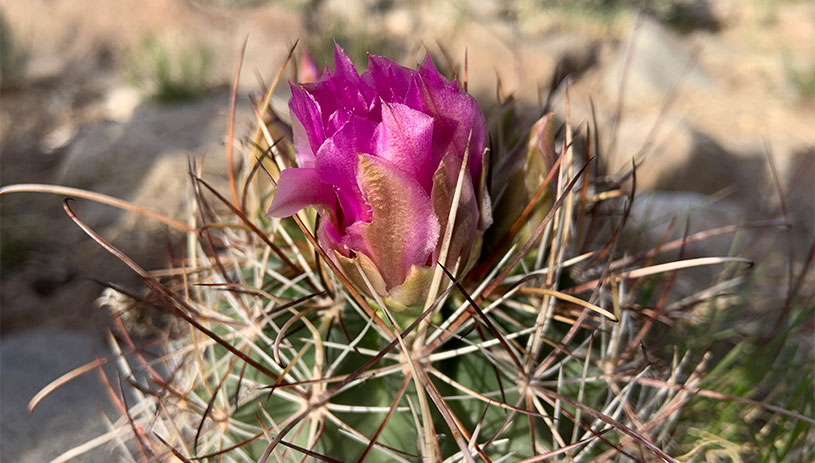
(14, 43), (812, 463)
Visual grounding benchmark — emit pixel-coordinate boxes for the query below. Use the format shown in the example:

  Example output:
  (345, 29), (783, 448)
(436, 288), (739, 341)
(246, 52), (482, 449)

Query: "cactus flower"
(268, 44), (491, 309)
(297, 49), (320, 84)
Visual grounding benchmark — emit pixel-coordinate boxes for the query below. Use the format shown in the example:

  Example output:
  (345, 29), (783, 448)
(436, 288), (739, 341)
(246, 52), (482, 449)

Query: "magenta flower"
(268, 44), (491, 308)
(297, 49), (320, 84)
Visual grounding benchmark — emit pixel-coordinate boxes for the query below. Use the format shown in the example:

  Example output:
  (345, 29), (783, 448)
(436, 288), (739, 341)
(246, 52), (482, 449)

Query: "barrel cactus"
(30, 43), (762, 463)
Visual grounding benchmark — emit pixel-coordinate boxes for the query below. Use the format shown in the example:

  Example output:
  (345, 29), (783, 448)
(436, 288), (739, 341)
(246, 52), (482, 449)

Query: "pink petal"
(297, 49), (320, 84)
(325, 108), (351, 139)
(266, 167), (337, 218)
(308, 44), (374, 122)
(315, 116), (377, 227)
(365, 55), (416, 105)
(317, 220), (346, 256)
(332, 43), (376, 107)
(345, 154), (440, 289)
(289, 84), (325, 167)
(331, 42), (361, 85)
(373, 101), (436, 193)
(412, 54), (486, 186)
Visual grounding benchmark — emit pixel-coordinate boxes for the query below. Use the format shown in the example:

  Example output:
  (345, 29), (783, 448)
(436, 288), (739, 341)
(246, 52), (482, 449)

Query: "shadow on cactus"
(10, 42), (813, 462)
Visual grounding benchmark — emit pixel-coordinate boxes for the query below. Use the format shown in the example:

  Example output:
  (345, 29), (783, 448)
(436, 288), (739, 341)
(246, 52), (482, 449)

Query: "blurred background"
(1, 0), (813, 461)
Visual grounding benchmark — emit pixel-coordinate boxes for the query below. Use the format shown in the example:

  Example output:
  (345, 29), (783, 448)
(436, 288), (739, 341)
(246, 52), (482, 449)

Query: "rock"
(414, 1), (462, 37)
(103, 86), (143, 122)
(621, 191), (757, 301)
(606, 114), (695, 188)
(605, 114), (814, 264)
(42, 123), (76, 154)
(2, 93), (251, 340)
(774, 144), (815, 245)
(607, 114), (771, 213)
(104, 153), (203, 247)
(449, 19), (546, 101)
(626, 191), (744, 256)
(383, 6), (417, 37)
(56, 93), (242, 231)
(0, 330), (116, 462)
(604, 16), (714, 101)
(321, 0), (370, 26)
(223, 6), (303, 93)
(539, 32), (599, 92)
(450, 22), (600, 102)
